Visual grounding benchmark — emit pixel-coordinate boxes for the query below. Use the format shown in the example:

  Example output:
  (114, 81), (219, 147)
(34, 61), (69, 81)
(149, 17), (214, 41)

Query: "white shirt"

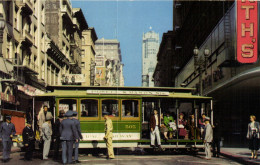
(251, 122), (256, 131)
(155, 114), (159, 126)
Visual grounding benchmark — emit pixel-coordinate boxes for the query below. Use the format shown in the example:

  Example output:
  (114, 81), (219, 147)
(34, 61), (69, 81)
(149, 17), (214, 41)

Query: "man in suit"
(103, 115), (115, 159)
(53, 110), (65, 160)
(212, 120), (221, 157)
(22, 120), (35, 161)
(0, 116), (16, 163)
(42, 112), (53, 160)
(203, 117), (213, 160)
(72, 111), (82, 163)
(150, 110), (162, 149)
(60, 111), (79, 164)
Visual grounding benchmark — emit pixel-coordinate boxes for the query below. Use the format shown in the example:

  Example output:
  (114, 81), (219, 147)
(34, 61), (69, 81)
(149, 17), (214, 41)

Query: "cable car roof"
(36, 85), (212, 99)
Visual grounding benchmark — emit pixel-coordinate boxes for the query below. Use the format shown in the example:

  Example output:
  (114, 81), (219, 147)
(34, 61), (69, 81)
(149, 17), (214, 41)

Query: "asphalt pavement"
(1, 148), (242, 165)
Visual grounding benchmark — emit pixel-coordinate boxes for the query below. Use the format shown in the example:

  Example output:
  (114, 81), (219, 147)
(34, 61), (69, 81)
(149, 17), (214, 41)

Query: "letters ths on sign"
(237, 0), (258, 63)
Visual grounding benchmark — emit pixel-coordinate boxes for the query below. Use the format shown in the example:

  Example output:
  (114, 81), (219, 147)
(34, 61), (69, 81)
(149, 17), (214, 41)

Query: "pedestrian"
(149, 109), (162, 150)
(22, 120), (35, 161)
(103, 114), (115, 159)
(42, 112), (53, 160)
(0, 115), (16, 163)
(60, 110), (79, 164)
(38, 105), (52, 150)
(53, 110), (65, 160)
(72, 111), (83, 163)
(246, 115), (259, 159)
(212, 120), (221, 157)
(203, 117), (213, 160)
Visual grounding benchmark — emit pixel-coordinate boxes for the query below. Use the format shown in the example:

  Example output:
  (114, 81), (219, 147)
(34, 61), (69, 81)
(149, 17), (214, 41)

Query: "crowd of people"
(149, 110), (223, 159)
(0, 107), (259, 163)
(149, 110), (258, 160)
(152, 110), (213, 142)
(0, 105), (115, 164)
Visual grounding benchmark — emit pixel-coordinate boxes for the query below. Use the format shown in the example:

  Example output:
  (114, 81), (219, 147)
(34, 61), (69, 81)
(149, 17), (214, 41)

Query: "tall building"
(95, 38), (124, 87)
(81, 27), (98, 86)
(0, 0), (93, 133)
(142, 30), (159, 87)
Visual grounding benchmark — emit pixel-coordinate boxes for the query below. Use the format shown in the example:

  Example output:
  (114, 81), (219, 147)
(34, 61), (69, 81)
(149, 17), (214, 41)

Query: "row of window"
(58, 99), (139, 118)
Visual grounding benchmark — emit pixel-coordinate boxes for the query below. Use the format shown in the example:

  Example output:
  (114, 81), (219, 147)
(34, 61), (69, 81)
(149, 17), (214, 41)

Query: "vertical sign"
(237, 0), (258, 63)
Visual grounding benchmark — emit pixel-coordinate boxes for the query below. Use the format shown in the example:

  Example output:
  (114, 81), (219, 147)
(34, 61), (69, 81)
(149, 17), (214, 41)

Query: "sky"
(72, 0), (173, 87)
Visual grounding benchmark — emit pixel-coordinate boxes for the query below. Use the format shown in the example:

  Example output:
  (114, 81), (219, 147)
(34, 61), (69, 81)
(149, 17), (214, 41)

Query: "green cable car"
(36, 86), (213, 150)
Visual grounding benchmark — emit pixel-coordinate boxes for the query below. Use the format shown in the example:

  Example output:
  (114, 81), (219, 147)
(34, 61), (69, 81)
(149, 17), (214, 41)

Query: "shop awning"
(1, 109), (26, 118)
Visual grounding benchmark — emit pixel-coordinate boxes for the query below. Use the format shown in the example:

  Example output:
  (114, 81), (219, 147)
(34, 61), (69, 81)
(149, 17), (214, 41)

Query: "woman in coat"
(247, 115), (259, 159)
(178, 113), (187, 139)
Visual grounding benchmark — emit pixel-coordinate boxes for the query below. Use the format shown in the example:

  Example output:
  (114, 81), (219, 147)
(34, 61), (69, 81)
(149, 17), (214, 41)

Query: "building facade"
(154, 1), (260, 147)
(153, 31), (175, 87)
(95, 38), (124, 87)
(0, 0), (94, 131)
(45, 1), (88, 85)
(0, 0), (49, 131)
(81, 27), (97, 86)
(142, 30), (159, 87)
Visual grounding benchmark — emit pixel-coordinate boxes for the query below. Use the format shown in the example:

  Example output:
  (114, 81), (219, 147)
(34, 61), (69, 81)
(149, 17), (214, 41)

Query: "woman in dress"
(247, 115), (259, 159)
(160, 113), (169, 140)
(178, 113), (187, 139)
(164, 112), (175, 139)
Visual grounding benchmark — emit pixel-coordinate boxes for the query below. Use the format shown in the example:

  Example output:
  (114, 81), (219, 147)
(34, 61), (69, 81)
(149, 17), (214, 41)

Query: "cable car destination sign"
(237, 0), (258, 63)
(87, 90), (170, 96)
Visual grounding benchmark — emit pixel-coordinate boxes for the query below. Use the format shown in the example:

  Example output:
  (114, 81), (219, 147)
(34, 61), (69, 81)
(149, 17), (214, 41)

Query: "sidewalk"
(221, 148), (260, 165)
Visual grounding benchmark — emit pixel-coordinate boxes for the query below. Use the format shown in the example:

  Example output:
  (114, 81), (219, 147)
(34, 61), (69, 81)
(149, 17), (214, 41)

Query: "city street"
(2, 149), (241, 165)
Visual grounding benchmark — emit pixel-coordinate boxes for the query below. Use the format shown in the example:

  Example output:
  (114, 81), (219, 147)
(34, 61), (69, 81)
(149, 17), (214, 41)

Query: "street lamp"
(204, 48), (210, 75)
(193, 46), (210, 96)
(0, 18), (5, 57)
(193, 46), (199, 69)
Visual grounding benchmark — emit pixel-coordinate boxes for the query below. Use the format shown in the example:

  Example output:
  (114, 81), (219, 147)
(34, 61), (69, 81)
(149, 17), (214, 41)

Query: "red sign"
(237, 0), (258, 63)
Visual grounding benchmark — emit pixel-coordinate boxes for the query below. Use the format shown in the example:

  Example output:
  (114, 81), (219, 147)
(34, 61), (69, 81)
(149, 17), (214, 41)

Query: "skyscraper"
(142, 29), (159, 87)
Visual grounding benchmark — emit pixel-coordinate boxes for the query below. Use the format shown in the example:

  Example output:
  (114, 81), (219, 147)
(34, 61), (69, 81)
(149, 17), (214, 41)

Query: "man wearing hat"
(72, 111), (82, 163)
(0, 116), (16, 163)
(203, 117), (213, 160)
(53, 110), (65, 160)
(22, 120), (35, 161)
(60, 110), (79, 164)
(41, 112), (53, 160)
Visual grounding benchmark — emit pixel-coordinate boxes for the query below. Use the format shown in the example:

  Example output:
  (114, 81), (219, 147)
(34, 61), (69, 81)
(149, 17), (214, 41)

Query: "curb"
(220, 151), (259, 165)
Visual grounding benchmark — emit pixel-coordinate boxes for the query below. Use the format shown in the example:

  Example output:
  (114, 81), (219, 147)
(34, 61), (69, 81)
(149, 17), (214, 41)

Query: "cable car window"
(122, 100), (139, 117)
(58, 99), (77, 113)
(80, 99), (98, 117)
(102, 100), (119, 117)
